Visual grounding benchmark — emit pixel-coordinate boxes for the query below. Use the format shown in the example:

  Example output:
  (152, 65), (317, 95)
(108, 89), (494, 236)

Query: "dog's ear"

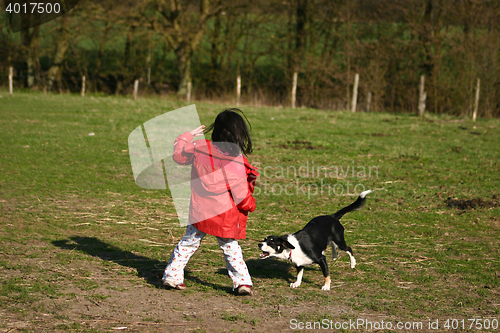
(280, 236), (295, 249)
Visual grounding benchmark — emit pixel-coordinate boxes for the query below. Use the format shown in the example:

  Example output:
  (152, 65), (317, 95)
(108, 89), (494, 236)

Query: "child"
(162, 108), (259, 296)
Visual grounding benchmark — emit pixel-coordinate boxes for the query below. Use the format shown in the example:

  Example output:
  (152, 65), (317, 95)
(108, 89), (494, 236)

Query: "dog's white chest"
(287, 236), (314, 267)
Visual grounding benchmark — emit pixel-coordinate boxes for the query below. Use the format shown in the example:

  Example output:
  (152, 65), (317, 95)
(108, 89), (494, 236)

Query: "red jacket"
(172, 132), (259, 239)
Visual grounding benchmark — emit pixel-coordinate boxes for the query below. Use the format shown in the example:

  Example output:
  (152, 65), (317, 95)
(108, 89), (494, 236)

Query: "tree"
(46, 16), (69, 91)
(154, 0), (221, 96)
(21, 26), (40, 88)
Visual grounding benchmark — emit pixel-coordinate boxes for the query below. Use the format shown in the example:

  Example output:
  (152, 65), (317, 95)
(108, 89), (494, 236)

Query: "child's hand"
(248, 174), (257, 182)
(247, 174), (258, 189)
(189, 125), (205, 137)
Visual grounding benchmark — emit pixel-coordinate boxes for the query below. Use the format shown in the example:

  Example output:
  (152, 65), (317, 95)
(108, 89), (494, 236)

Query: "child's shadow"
(52, 236), (166, 288)
(52, 236), (237, 293)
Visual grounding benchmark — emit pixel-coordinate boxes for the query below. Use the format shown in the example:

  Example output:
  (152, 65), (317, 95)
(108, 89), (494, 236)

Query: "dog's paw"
(321, 284), (330, 291)
(350, 257), (357, 269)
(290, 282), (301, 288)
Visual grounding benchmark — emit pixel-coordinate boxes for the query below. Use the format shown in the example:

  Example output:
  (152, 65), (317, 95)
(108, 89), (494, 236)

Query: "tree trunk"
(175, 45), (192, 97)
(293, 0), (308, 73)
(208, 11), (221, 93)
(94, 22), (112, 86)
(47, 17), (69, 92)
(286, 0), (308, 106)
(211, 12), (221, 71)
(286, 0), (294, 75)
(155, 0), (217, 96)
(114, 24), (136, 95)
(124, 25), (135, 70)
(21, 26), (40, 88)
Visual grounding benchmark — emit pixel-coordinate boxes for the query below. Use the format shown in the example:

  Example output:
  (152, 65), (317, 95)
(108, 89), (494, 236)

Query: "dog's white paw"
(321, 284), (330, 291)
(350, 257), (357, 269)
(290, 282), (301, 288)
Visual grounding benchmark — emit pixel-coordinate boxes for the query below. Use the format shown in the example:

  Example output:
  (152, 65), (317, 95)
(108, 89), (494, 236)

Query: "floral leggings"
(162, 224), (253, 289)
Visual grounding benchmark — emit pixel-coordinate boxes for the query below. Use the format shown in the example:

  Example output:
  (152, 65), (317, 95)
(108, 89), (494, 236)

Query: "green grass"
(0, 91), (499, 331)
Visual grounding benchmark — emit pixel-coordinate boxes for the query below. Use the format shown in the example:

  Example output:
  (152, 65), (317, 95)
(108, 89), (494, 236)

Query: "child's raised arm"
(189, 125), (205, 137)
(172, 126), (204, 165)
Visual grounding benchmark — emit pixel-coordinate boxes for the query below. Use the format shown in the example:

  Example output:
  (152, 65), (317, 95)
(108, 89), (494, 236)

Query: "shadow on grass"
(52, 236), (166, 288)
(209, 258), (296, 290)
(52, 236), (234, 294)
(52, 236), (295, 294)
(245, 259), (296, 282)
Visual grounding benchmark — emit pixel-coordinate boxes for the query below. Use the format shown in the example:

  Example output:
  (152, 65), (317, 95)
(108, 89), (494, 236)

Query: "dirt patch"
(0, 243), (357, 332)
(279, 140), (322, 150)
(371, 132), (392, 137)
(446, 196), (499, 210)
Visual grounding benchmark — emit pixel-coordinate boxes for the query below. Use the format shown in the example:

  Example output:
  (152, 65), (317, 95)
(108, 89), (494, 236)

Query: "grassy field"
(0, 91), (499, 332)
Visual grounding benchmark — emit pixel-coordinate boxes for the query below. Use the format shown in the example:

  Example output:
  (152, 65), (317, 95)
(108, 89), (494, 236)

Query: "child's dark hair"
(205, 108), (253, 156)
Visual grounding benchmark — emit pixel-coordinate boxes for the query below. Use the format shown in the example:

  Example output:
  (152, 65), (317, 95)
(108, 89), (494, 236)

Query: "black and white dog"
(258, 190), (371, 290)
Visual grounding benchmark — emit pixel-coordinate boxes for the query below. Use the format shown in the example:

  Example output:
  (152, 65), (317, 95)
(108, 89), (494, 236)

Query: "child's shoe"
(237, 285), (253, 296)
(163, 279), (186, 290)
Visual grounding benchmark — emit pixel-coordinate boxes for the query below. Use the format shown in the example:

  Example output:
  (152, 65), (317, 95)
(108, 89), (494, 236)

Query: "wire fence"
(0, 67), (491, 120)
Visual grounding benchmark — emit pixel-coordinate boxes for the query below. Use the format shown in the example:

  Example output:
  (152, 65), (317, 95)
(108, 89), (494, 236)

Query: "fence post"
(133, 79), (139, 100)
(366, 91), (372, 112)
(351, 73), (359, 112)
(418, 75), (426, 116)
(81, 76), (86, 97)
(9, 67), (13, 94)
(187, 80), (192, 103)
(291, 71), (298, 108)
(236, 75), (241, 107)
(472, 78), (480, 122)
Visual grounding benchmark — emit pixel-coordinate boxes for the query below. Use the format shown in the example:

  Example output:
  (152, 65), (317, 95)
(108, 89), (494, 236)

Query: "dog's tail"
(332, 190), (371, 219)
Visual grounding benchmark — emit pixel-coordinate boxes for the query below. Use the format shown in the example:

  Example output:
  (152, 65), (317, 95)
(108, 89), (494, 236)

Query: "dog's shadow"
(52, 236), (233, 294)
(244, 258), (300, 283)
(212, 259), (295, 282)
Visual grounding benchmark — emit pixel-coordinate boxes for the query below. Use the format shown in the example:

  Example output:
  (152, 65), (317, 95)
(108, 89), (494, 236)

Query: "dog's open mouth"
(259, 252), (270, 259)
